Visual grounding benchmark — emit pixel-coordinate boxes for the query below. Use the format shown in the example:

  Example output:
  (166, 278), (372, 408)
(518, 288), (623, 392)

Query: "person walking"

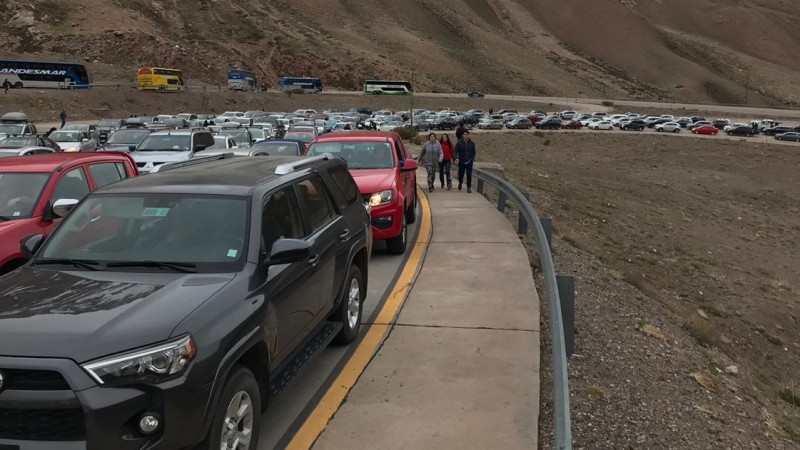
(438, 134), (454, 190)
(59, 110), (67, 128)
(455, 130), (477, 193)
(455, 122), (466, 141)
(2, 79), (10, 93)
(417, 132), (443, 193)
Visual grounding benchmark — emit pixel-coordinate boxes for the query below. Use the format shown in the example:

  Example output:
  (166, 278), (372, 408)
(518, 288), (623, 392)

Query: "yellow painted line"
(286, 187), (432, 450)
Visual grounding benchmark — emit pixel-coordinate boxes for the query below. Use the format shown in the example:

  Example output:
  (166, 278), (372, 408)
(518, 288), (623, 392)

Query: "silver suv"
(131, 129), (215, 173)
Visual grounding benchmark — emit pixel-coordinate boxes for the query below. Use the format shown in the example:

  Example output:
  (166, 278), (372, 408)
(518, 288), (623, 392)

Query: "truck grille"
(0, 408), (85, 441)
(1, 368), (70, 390)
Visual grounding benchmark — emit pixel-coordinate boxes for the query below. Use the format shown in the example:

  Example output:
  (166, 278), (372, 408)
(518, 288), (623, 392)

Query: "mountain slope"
(1, 0), (799, 105)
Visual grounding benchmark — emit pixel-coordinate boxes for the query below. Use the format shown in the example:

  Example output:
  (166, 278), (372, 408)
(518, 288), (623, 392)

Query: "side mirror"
(128, 145), (137, 152)
(20, 234), (45, 259)
(266, 239), (312, 266)
(52, 198), (79, 218)
(194, 145), (206, 152)
(401, 159), (418, 172)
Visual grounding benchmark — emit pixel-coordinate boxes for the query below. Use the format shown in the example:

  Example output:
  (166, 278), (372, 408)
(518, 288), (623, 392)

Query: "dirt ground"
(473, 132), (800, 448)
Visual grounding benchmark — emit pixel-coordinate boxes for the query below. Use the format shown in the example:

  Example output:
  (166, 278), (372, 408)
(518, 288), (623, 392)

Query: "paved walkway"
(311, 176), (541, 449)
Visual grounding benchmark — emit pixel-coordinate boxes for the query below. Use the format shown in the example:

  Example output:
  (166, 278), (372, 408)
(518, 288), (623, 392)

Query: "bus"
(278, 77), (322, 93)
(228, 69), (259, 91)
(0, 59), (90, 89)
(363, 80), (413, 95)
(137, 67), (186, 92)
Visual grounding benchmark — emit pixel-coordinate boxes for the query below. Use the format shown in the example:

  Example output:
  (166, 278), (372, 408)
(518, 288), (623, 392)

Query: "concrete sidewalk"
(311, 176), (541, 449)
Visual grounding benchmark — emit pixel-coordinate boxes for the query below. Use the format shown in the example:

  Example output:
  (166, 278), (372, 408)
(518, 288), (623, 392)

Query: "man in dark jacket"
(454, 130), (476, 192)
(455, 123), (466, 141)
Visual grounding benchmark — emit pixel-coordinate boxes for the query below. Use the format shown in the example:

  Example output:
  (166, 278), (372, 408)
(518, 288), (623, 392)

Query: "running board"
(269, 321), (343, 397)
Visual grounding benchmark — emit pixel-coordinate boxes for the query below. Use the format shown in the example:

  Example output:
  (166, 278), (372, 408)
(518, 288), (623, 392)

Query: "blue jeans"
(439, 161), (452, 187)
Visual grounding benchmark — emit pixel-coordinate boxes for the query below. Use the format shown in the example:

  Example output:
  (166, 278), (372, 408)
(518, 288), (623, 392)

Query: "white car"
(588, 121), (614, 130)
(209, 136), (238, 150)
(48, 130), (97, 152)
(580, 117), (602, 126)
(655, 122), (681, 132)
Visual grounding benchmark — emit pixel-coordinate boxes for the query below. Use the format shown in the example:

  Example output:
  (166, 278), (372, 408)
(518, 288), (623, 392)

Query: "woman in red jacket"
(438, 134), (454, 190)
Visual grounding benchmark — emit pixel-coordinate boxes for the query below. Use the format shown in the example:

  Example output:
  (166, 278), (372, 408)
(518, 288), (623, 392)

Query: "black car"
(467, 91), (485, 98)
(775, 131), (800, 142)
(534, 117), (562, 129)
(250, 138), (306, 156)
(433, 116), (458, 130)
(711, 119), (730, 130)
(622, 119), (646, 131)
(762, 126), (794, 136)
(0, 153), (372, 449)
(96, 119), (127, 144)
(726, 126), (755, 137)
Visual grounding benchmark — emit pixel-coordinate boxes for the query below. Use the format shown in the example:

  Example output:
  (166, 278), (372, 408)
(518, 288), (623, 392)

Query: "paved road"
(257, 222), (420, 449)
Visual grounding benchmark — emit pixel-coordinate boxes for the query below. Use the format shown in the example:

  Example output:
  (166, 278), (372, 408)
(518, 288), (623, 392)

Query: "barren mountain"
(2, 0), (799, 105)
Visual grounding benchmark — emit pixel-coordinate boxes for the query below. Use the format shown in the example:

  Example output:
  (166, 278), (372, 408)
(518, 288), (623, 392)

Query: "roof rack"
(0, 112), (31, 123)
(274, 153), (332, 175)
(150, 152), (236, 173)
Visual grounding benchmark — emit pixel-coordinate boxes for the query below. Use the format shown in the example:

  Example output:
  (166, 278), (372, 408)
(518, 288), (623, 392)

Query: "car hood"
(132, 151), (191, 162)
(0, 218), (36, 235)
(349, 169), (396, 194)
(0, 267), (235, 362)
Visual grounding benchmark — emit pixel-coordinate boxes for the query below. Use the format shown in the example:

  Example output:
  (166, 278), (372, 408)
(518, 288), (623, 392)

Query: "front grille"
(1, 368), (70, 390)
(0, 408), (85, 441)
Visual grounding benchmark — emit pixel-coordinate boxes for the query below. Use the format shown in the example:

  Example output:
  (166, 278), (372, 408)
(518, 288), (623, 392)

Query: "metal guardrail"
(473, 167), (573, 450)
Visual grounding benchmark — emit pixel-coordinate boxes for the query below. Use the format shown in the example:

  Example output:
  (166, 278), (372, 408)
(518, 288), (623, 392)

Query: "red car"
(0, 152), (138, 274)
(691, 125), (719, 135)
(306, 131), (418, 254)
(561, 120), (583, 130)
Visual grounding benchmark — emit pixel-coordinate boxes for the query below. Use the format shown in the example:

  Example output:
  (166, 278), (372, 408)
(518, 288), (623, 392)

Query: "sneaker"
(458, 185), (462, 191)
(447, 185), (452, 191)
(429, 187), (434, 193)
(467, 188), (472, 193)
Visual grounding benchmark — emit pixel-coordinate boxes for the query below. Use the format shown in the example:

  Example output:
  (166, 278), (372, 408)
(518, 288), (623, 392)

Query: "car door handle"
(308, 253), (321, 267)
(339, 229), (351, 242)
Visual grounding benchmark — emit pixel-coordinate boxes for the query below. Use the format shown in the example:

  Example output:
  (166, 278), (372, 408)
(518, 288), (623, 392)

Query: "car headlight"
(82, 335), (196, 386)
(66, 147), (78, 152)
(369, 190), (392, 207)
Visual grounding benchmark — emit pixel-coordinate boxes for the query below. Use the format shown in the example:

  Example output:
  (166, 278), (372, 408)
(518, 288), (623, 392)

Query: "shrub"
(601, 100), (614, 107)
(533, 131), (545, 138)
(779, 387), (800, 407)
(411, 135), (424, 145)
(543, 139), (551, 146)
(393, 126), (417, 141)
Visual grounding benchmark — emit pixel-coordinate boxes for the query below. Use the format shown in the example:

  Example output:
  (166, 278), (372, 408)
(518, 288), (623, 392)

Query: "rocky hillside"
(2, 0), (799, 105)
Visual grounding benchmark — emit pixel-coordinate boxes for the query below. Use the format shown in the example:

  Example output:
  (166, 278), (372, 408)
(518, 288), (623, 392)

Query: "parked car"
(655, 122), (681, 132)
(62, 123), (99, 141)
(534, 117), (562, 130)
(0, 146), (56, 158)
(477, 119), (505, 130)
(774, 132), (800, 142)
(588, 120), (614, 130)
(96, 119), (126, 144)
(467, 91), (485, 98)
(249, 139), (307, 156)
(726, 126), (755, 137)
(506, 118), (533, 129)
(208, 135), (239, 150)
(762, 126), (795, 136)
(48, 130), (98, 152)
(711, 119), (730, 130)
(561, 120), (583, 130)
(0, 135), (61, 151)
(131, 129), (216, 173)
(100, 129), (151, 152)
(0, 153), (370, 449)
(691, 125), (719, 135)
(622, 119), (646, 131)
(689, 121), (712, 130)
(0, 112), (38, 139)
(306, 131), (418, 254)
(0, 152), (138, 274)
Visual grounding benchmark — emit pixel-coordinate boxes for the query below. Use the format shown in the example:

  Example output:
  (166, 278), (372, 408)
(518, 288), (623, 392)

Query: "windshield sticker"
(227, 249), (238, 258)
(142, 207), (170, 217)
(12, 211), (20, 217)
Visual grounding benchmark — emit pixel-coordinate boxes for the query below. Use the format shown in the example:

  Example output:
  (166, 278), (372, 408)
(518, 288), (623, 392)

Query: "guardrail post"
(517, 192), (530, 235)
(497, 191), (506, 213)
(557, 275), (575, 358)
(477, 178), (484, 194)
(540, 218), (553, 254)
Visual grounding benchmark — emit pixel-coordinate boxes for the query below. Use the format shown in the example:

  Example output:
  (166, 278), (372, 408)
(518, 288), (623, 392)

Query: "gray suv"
(0, 153), (372, 449)
(131, 128), (215, 173)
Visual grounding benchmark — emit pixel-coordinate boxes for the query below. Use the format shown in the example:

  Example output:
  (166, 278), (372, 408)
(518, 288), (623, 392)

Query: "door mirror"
(194, 145), (206, 152)
(52, 198), (79, 218)
(128, 145), (137, 152)
(266, 238), (312, 266)
(20, 234), (45, 259)
(401, 159), (418, 172)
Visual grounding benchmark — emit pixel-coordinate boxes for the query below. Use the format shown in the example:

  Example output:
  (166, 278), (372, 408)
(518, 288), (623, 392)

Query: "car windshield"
(0, 137), (35, 148)
(307, 142), (394, 169)
(97, 120), (120, 128)
(107, 130), (150, 145)
(283, 132), (315, 143)
(219, 131), (251, 148)
(0, 173), (50, 219)
(63, 125), (89, 132)
(39, 194), (249, 271)
(248, 129), (266, 139)
(0, 124), (25, 136)
(251, 142), (300, 156)
(49, 131), (84, 142)
(136, 135), (191, 151)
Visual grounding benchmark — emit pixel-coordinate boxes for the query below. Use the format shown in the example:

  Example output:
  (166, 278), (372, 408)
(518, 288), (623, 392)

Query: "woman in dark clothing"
(438, 134), (454, 190)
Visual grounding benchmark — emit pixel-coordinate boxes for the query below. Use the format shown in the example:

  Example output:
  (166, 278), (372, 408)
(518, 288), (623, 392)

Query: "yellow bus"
(137, 67), (186, 92)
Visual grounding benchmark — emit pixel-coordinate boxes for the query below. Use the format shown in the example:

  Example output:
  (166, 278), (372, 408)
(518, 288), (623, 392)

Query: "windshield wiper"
(32, 258), (102, 271)
(0, 216), (12, 221)
(106, 261), (198, 273)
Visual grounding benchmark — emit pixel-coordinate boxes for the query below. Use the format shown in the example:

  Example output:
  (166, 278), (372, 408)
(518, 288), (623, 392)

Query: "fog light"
(139, 414), (160, 434)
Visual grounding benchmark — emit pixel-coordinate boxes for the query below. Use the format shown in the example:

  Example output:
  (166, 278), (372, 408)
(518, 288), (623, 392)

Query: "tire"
(206, 366), (261, 450)
(332, 265), (364, 344)
(405, 196), (417, 224)
(656, 128), (662, 132)
(13, 81), (23, 89)
(386, 215), (407, 255)
(673, 129), (679, 133)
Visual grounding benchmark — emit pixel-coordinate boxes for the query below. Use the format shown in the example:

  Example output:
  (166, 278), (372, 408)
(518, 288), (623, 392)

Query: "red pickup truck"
(306, 131), (418, 254)
(0, 152), (138, 274)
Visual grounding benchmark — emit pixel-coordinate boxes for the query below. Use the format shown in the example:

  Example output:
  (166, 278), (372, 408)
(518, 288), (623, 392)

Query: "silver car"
(48, 130), (97, 152)
(0, 146), (56, 158)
